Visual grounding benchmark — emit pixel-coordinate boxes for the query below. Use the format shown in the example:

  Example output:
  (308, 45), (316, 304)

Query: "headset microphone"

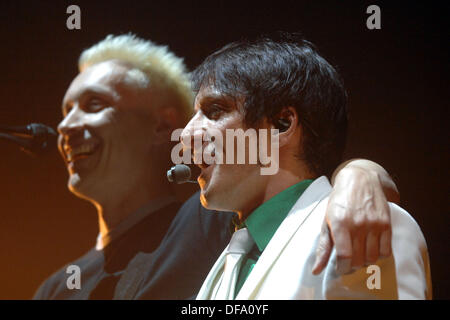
(167, 164), (197, 184)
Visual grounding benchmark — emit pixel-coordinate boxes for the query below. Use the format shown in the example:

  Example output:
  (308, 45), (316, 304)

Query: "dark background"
(0, 0), (447, 299)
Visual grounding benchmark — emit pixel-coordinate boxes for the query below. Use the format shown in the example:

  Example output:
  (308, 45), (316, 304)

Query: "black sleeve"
(33, 269), (65, 300)
(133, 191), (234, 299)
(32, 248), (101, 300)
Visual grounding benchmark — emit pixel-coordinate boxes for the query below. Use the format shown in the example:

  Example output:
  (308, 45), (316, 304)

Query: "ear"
(151, 106), (179, 145)
(272, 106), (299, 148)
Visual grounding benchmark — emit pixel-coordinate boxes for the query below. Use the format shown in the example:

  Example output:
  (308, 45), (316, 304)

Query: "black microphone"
(0, 123), (57, 155)
(167, 164), (197, 184)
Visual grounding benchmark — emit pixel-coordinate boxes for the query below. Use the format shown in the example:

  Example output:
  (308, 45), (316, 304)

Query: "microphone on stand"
(167, 164), (198, 184)
(0, 123), (57, 155)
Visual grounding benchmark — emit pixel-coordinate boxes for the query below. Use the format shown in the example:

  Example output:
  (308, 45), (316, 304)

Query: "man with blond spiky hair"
(33, 33), (407, 300)
(33, 34), (235, 299)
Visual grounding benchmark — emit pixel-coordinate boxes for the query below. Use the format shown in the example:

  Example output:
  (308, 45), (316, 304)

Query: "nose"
(57, 106), (84, 137)
(180, 112), (206, 160)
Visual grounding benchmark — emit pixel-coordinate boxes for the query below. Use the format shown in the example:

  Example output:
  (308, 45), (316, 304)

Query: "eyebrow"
(195, 94), (233, 112)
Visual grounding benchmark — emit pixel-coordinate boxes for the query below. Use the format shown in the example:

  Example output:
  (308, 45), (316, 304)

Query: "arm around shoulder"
(322, 202), (432, 300)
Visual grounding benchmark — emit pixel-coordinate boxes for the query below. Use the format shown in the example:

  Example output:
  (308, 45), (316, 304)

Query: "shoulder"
(388, 202), (428, 252)
(387, 203), (432, 299)
(32, 248), (99, 300)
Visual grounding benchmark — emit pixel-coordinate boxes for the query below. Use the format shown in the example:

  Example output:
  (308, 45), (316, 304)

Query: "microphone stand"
(0, 132), (40, 156)
(0, 124), (56, 156)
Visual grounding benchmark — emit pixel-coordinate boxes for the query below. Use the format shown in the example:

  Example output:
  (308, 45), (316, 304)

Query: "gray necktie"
(212, 228), (255, 299)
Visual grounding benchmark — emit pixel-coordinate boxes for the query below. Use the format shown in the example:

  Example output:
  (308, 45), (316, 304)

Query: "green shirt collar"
(243, 179), (313, 252)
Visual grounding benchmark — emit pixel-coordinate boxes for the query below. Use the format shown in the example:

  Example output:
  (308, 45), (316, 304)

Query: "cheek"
(98, 109), (135, 139)
(87, 108), (117, 126)
(113, 115), (153, 156)
(213, 114), (246, 153)
(218, 112), (244, 129)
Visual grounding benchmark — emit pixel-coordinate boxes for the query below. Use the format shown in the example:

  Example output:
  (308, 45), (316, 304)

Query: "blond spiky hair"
(78, 34), (193, 121)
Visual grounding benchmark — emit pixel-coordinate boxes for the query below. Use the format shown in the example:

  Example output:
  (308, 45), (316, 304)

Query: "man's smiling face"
(57, 60), (157, 201)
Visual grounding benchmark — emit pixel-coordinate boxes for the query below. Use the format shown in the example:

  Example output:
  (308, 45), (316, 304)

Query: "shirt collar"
(95, 195), (177, 251)
(243, 179), (313, 252)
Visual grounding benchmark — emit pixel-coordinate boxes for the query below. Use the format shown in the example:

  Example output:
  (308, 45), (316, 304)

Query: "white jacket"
(197, 176), (432, 300)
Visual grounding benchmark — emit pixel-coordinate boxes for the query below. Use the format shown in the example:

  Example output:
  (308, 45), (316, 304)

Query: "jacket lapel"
(236, 176), (332, 299)
(196, 246), (228, 299)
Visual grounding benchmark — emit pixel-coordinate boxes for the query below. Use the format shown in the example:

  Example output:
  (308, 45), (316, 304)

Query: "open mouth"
(64, 142), (100, 163)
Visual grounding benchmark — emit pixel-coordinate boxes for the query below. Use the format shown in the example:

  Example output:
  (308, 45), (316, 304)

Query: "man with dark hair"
(190, 38), (347, 178)
(34, 34), (416, 300)
(182, 37), (431, 299)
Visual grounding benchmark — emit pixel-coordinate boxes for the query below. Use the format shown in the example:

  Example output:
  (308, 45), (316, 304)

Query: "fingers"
(379, 228), (392, 258)
(312, 221), (333, 275)
(332, 226), (353, 275)
(350, 230), (366, 270)
(345, 227), (390, 273)
(313, 220), (389, 275)
(365, 230), (380, 264)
